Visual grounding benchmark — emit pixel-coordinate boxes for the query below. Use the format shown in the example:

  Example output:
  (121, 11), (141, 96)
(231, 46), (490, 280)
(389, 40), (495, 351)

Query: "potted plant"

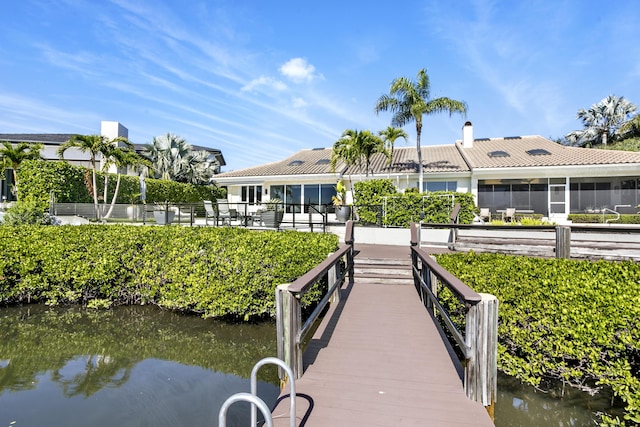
(126, 193), (142, 221)
(332, 180), (351, 222)
(260, 198), (284, 228)
(153, 201), (176, 225)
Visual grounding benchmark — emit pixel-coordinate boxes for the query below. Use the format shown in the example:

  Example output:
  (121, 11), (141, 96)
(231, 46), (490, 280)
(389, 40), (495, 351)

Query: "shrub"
(0, 226), (338, 321)
(2, 195), (54, 225)
(352, 179), (475, 226)
(17, 159), (225, 208)
(352, 179), (397, 225)
(436, 252), (640, 425)
(568, 213), (640, 224)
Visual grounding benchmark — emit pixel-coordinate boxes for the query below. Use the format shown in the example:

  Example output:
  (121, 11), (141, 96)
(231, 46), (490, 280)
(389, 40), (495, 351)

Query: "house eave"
(470, 163), (640, 179)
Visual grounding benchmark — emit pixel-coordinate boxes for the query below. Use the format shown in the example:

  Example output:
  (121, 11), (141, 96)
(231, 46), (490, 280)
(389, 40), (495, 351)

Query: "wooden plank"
(272, 277), (494, 426)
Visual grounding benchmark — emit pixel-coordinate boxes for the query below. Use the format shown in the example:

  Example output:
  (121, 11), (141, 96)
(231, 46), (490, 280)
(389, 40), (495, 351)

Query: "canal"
(0, 305), (620, 426)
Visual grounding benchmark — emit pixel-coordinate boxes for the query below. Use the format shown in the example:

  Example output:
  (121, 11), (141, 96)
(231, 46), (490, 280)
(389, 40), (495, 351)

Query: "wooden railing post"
(555, 225), (571, 259)
(465, 293), (498, 419)
(345, 220), (355, 286)
(276, 284), (302, 381)
(428, 257), (438, 314)
(328, 255), (340, 304)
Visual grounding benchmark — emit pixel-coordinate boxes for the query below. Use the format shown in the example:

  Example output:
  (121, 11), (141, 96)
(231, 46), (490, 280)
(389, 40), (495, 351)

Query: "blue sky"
(1, 0), (640, 171)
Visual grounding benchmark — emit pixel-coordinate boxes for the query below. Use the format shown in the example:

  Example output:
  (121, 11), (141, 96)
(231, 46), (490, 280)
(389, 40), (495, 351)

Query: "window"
(488, 150), (509, 157)
(526, 148), (551, 156)
(288, 160), (304, 166)
(424, 181), (457, 192)
(241, 185), (262, 204)
(302, 183), (335, 212)
(478, 179), (547, 213)
(271, 185), (301, 212)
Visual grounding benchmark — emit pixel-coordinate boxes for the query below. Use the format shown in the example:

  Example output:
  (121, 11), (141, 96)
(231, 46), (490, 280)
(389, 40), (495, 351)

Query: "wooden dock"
(271, 244), (494, 426)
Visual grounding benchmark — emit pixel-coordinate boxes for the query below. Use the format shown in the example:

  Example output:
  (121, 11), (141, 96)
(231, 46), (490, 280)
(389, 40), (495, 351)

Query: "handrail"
(287, 245), (351, 294)
(409, 222), (498, 412)
(413, 246), (483, 305)
(602, 207), (621, 223)
(251, 357), (296, 427)
(218, 392), (273, 427)
(416, 221), (640, 233)
(276, 221), (355, 380)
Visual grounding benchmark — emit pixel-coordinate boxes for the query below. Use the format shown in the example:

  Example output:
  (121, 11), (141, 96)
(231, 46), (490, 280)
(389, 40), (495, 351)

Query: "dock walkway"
(271, 244), (494, 426)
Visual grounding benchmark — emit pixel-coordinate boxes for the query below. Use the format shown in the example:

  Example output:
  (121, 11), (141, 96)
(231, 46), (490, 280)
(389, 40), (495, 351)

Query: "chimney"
(462, 121), (473, 148)
(101, 121), (129, 142)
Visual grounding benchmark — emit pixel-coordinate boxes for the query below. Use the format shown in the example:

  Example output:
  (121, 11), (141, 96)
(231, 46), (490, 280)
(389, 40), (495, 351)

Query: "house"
(0, 121), (226, 201)
(214, 122), (640, 221)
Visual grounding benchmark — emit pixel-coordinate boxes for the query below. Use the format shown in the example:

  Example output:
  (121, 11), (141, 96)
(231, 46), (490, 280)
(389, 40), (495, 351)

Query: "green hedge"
(352, 179), (475, 226)
(436, 252), (640, 426)
(0, 226), (338, 321)
(17, 159), (225, 207)
(568, 213), (640, 224)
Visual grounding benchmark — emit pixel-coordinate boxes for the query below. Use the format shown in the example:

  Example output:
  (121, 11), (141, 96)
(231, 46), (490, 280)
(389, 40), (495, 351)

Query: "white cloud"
(291, 97), (307, 109)
(241, 76), (287, 92)
(279, 58), (319, 83)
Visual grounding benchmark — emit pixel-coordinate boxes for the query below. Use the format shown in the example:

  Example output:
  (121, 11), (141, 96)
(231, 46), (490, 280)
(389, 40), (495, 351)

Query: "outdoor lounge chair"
(503, 208), (516, 222)
(216, 199), (232, 225)
(479, 208), (491, 222)
(204, 200), (216, 225)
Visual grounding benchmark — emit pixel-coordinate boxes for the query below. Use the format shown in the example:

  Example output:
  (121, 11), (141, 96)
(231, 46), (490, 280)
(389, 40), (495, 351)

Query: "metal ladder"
(218, 357), (296, 427)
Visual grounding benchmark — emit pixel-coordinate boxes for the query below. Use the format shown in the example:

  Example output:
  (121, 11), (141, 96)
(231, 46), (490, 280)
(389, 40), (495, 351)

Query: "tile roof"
(1, 134), (226, 166)
(457, 136), (640, 168)
(347, 144), (469, 175)
(217, 148), (338, 178)
(216, 135), (640, 180)
(0, 134), (75, 144)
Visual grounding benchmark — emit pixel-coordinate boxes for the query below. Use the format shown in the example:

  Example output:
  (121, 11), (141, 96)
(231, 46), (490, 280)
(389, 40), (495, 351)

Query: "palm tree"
(142, 133), (214, 184)
(330, 129), (361, 173)
(176, 150), (215, 184)
(0, 141), (43, 195)
(58, 135), (107, 213)
(330, 129), (386, 177)
(378, 126), (408, 170)
(100, 138), (132, 205)
(375, 68), (467, 191)
(619, 114), (640, 140)
(100, 141), (148, 219)
(565, 95), (638, 147)
(358, 130), (386, 177)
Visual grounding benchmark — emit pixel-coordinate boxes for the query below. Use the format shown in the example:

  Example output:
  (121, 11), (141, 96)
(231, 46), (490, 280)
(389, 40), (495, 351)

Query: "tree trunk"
(103, 175), (109, 207)
(103, 174), (122, 219)
(92, 169), (100, 219)
(416, 123), (423, 192)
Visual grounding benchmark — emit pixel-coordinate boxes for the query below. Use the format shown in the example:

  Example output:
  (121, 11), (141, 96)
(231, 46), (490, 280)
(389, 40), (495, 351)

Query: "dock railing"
(275, 221), (354, 381)
(410, 222), (498, 416)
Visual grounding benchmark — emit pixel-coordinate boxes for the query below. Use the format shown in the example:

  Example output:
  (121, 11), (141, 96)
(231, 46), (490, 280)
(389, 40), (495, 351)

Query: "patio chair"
(216, 199), (232, 225)
(504, 208), (516, 222)
(479, 208), (491, 222)
(204, 200), (216, 225)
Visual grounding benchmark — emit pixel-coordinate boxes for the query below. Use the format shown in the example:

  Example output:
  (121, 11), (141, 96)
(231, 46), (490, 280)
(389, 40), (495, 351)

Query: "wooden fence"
(416, 223), (640, 261)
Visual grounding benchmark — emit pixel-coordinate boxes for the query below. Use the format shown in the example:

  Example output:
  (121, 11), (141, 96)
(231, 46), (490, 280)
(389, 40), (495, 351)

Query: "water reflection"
(0, 305), (624, 427)
(0, 305), (279, 427)
(496, 372), (622, 427)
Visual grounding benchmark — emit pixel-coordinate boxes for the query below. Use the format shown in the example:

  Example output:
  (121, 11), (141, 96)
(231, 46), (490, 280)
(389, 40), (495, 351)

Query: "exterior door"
(549, 181), (568, 218)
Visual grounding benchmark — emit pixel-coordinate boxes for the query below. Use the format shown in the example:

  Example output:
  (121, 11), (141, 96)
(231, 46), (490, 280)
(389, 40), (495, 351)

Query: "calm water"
(0, 305), (280, 427)
(0, 305), (621, 426)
